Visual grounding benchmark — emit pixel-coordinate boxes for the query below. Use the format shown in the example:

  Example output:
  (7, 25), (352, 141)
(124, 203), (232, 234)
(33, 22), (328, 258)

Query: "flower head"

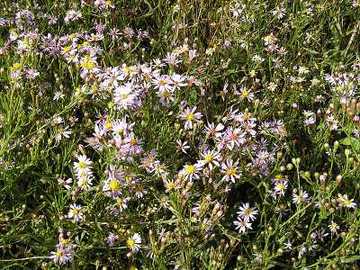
(237, 203), (258, 222)
(67, 204), (85, 223)
(221, 159), (240, 183)
(233, 217), (252, 234)
(337, 194), (357, 209)
(127, 233), (142, 253)
(180, 163), (202, 181)
(180, 107), (202, 130)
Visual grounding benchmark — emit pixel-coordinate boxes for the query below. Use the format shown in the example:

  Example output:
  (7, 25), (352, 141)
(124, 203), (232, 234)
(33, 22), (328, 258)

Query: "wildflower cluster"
(0, 1), (359, 269)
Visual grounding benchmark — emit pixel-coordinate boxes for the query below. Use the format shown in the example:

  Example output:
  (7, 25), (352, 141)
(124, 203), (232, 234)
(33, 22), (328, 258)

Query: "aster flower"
(50, 232), (75, 265)
(292, 189), (310, 205)
(64, 10), (82, 24)
(106, 232), (119, 247)
(224, 127), (245, 150)
(99, 66), (126, 89)
(237, 86), (254, 102)
(171, 73), (187, 89)
(67, 204), (85, 223)
(57, 178), (73, 190)
(114, 83), (140, 110)
(176, 139), (190, 154)
(139, 64), (153, 80)
(337, 194), (357, 209)
(152, 75), (175, 105)
(80, 55), (97, 71)
(234, 111), (256, 124)
(233, 217), (252, 233)
(252, 150), (274, 176)
(74, 154), (94, 191)
(132, 181), (147, 198)
(103, 175), (123, 198)
(237, 203), (258, 222)
(199, 149), (221, 170)
(204, 122), (224, 138)
(112, 118), (132, 137)
(303, 111), (316, 126)
(121, 64), (137, 77)
(24, 68), (39, 79)
(163, 52), (181, 67)
(153, 58), (166, 68)
(110, 197), (130, 214)
(157, 87), (175, 106)
(127, 233), (142, 253)
(180, 163), (202, 181)
(272, 6), (286, 19)
(164, 179), (177, 193)
(50, 245), (74, 265)
(284, 240), (292, 250)
(118, 133), (143, 157)
(271, 174), (288, 198)
(0, 18), (9, 27)
(55, 126), (72, 143)
(221, 159), (241, 183)
(77, 171), (93, 190)
(242, 119), (257, 137)
(123, 26), (135, 38)
(328, 221), (339, 235)
(53, 91), (65, 101)
(179, 107), (203, 130)
(273, 180), (288, 197)
(74, 154), (92, 171)
(109, 27), (121, 40)
(15, 10), (35, 29)
(152, 74), (173, 92)
(140, 150), (159, 173)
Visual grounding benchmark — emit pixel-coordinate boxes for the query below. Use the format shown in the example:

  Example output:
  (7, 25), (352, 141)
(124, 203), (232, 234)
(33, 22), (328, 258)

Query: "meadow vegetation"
(0, 0), (360, 269)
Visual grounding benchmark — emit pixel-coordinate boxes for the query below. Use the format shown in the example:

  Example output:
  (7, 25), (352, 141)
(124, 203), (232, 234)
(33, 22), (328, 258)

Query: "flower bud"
(336, 175), (342, 184)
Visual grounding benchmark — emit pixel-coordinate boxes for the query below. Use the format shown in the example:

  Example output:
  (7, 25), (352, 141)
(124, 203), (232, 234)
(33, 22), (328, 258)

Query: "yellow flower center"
(242, 89), (249, 97)
(105, 121), (112, 130)
(127, 238), (135, 249)
(226, 167), (237, 176)
(162, 90), (171, 98)
(204, 154), (213, 162)
(80, 55), (96, 70)
(11, 63), (22, 71)
(130, 138), (137, 145)
(166, 181), (176, 191)
(109, 179), (120, 191)
(55, 249), (64, 257)
(244, 208), (252, 216)
(276, 183), (286, 191)
(186, 113), (194, 121)
(343, 199), (353, 207)
(63, 45), (71, 54)
(123, 66), (130, 75)
(120, 91), (130, 99)
(78, 161), (87, 169)
(185, 165), (196, 174)
(60, 239), (70, 245)
(125, 175), (133, 182)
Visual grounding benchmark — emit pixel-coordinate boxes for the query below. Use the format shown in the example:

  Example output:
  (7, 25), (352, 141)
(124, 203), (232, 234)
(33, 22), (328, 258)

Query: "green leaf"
(340, 137), (360, 153)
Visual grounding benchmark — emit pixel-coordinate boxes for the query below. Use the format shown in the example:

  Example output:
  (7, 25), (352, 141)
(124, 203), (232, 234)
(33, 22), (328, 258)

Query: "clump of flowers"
(73, 154), (94, 191)
(1, 1), (360, 269)
(50, 231), (75, 266)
